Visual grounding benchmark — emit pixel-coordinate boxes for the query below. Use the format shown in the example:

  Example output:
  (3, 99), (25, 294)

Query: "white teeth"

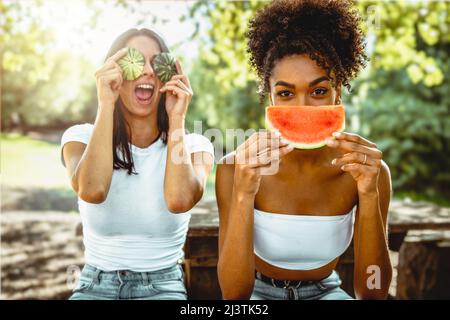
(137, 84), (154, 90)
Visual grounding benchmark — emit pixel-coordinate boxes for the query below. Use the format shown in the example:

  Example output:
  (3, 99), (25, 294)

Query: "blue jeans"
(250, 270), (354, 300)
(69, 264), (187, 300)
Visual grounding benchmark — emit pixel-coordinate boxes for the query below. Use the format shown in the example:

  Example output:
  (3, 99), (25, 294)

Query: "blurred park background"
(1, 0), (449, 299)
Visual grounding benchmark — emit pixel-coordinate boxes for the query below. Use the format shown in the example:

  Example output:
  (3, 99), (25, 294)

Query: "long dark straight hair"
(104, 28), (170, 175)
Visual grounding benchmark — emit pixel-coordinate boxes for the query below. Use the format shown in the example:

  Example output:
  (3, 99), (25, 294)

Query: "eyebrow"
(274, 76), (330, 89)
(150, 54), (158, 62)
(309, 76), (330, 87)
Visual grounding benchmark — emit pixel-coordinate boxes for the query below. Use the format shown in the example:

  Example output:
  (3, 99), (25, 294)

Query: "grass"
(0, 133), (218, 201)
(1, 133), (71, 190)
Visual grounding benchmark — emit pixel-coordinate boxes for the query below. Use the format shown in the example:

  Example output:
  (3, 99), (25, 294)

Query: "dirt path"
(1, 211), (83, 300)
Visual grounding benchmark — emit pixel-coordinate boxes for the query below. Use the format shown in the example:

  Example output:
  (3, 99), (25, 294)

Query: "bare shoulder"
(217, 151), (237, 171)
(215, 152), (237, 220)
(216, 152), (236, 182)
(217, 151), (236, 165)
(216, 151), (238, 184)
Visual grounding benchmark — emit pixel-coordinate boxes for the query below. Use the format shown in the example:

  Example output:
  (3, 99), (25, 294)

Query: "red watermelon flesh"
(265, 105), (345, 149)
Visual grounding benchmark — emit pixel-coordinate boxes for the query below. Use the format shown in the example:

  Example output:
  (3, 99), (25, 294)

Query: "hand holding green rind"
(152, 52), (177, 83)
(118, 48), (145, 81)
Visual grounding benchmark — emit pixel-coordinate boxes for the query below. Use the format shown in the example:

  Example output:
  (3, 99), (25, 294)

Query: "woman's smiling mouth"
(134, 83), (154, 105)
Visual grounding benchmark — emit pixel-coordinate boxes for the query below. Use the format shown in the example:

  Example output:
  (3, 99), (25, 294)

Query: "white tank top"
(254, 206), (355, 270)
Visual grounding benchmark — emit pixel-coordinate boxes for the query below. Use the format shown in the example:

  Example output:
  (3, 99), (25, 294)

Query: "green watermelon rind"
(152, 52), (177, 83)
(118, 48), (145, 81)
(265, 105), (346, 150)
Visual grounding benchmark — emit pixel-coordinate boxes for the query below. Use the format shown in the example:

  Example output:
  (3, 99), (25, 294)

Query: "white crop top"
(60, 123), (214, 272)
(254, 207), (356, 270)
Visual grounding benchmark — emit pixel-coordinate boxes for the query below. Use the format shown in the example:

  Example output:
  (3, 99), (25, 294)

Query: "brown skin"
(216, 54), (392, 300)
(63, 35), (213, 212)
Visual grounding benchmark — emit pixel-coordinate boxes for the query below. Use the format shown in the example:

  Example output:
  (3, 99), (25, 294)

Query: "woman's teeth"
(136, 83), (154, 90)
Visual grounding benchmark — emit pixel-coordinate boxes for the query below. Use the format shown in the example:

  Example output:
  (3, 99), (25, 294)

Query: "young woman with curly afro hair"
(216, 0), (392, 300)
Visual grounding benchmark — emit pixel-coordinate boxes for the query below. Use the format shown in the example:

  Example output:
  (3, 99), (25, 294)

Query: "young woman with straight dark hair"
(61, 28), (214, 300)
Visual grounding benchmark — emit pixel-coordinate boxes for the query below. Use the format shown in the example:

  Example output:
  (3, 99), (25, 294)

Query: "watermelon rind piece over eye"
(118, 47), (145, 81)
(152, 52), (177, 83)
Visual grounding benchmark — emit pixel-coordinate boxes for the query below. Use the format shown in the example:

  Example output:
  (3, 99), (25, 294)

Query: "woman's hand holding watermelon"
(94, 48), (127, 107)
(160, 61), (193, 118)
(327, 132), (383, 195)
(234, 132), (294, 196)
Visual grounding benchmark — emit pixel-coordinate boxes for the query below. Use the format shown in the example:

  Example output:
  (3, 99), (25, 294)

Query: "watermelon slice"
(265, 105), (345, 149)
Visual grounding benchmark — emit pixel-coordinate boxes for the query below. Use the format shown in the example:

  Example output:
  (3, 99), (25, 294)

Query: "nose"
(141, 60), (154, 77)
(294, 94), (307, 106)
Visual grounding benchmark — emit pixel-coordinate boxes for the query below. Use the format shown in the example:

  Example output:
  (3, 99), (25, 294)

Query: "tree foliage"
(351, 1), (450, 204)
(0, 0), (98, 130)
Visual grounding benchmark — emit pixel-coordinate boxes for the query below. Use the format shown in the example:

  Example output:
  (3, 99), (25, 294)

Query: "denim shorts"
(250, 270), (354, 300)
(69, 264), (187, 300)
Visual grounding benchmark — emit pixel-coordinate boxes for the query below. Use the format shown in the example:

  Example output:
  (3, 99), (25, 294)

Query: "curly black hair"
(247, 0), (368, 100)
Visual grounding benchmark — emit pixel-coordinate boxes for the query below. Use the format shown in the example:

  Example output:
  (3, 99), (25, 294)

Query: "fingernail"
(274, 131), (281, 137)
(332, 132), (341, 138)
(280, 138), (289, 145)
(121, 48), (128, 53)
(341, 165), (346, 170)
(326, 139), (336, 146)
(331, 159), (336, 165)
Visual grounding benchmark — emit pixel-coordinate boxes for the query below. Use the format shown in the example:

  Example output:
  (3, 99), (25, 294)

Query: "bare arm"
(164, 115), (213, 213)
(216, 159), (257, 300)
(216, 133), (293, 299)
(63, 109), (114, 203)
(328, 132), (392, 299)
(353, 161), (392, 299)
(62, 48), (127, 204)
(162, 62), (213, 213)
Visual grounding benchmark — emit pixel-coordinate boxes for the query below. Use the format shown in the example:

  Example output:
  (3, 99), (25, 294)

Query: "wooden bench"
(388, 200), (450, 250)
(388, 200), (450, 299)
(184, 201), (220, 299)
(396, 230), (450, 299)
